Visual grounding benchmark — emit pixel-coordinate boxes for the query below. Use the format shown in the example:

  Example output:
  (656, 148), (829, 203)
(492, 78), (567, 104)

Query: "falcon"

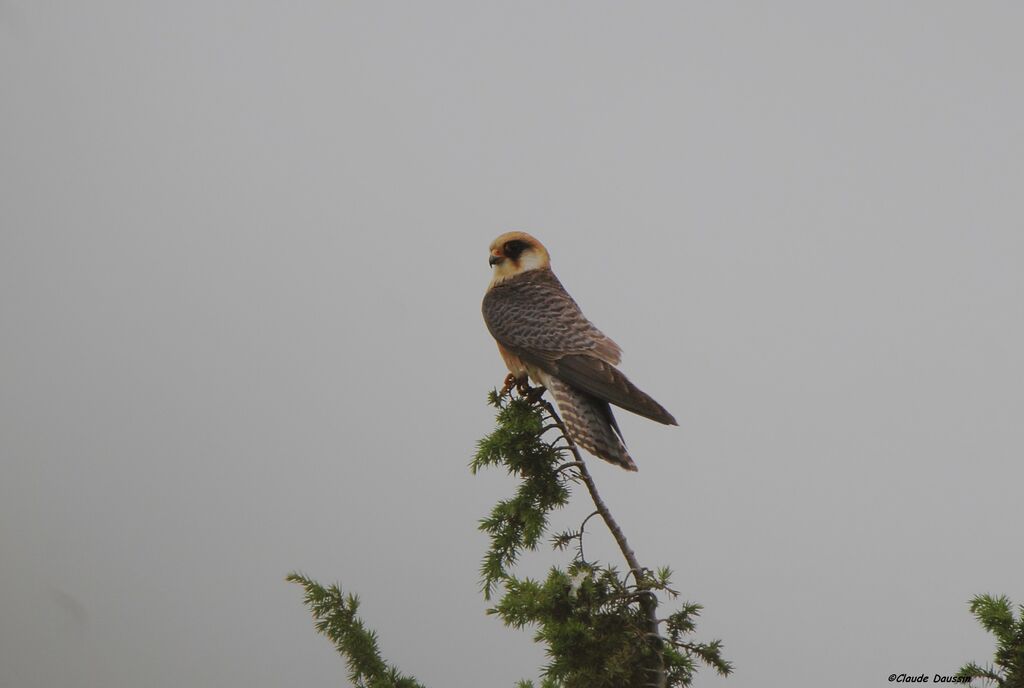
(482, 231), (677, 471)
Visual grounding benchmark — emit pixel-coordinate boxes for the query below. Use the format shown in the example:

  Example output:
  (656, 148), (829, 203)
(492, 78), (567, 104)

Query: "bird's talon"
(499, 373), (517, 397)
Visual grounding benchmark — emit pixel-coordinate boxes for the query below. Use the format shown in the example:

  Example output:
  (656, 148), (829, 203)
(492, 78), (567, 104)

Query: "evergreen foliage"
(286, 573), (426, 688)
(289, 387), (731, 687)
(473, 389), (730, 687)
(471, 391), (572, 599)
(958, 594), (1024, 687)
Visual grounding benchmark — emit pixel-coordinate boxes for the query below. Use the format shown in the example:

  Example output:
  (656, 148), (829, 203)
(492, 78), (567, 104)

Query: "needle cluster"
(958, 594), (1024, 687)
(473, 389), (731, 688)
(288, 388), (730, 688)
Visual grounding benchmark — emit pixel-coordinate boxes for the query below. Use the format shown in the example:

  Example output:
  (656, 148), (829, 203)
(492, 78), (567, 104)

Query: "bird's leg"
(520, 382), (547, 405)
(499, 373), (518, 398)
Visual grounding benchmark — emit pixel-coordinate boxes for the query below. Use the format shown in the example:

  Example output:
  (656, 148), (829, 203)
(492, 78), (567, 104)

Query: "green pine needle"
(287, 572), (426, 688)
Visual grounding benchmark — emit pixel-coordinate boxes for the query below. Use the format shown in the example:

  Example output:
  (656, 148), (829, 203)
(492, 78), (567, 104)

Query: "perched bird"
(482, 231), (677, 471)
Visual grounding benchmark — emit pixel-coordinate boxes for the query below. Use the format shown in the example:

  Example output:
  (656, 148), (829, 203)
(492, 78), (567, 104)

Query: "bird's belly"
(496, 343), (532, 382)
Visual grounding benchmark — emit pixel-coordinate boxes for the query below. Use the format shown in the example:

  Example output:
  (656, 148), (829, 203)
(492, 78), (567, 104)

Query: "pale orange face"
(488, 231), (550, 283)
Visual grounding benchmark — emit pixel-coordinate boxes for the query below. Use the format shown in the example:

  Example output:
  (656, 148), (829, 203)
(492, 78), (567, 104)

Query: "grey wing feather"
(483, 270), (621, 365)
(554, 355), (676, 425)
(483, 270), (676, 426)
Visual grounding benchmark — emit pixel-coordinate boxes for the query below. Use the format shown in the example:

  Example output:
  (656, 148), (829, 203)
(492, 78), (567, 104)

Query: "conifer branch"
(475, 386), (730, 687)
(539, 395), (641, 572)
(958, 594), (1024, 687)
(534, 396), (667, 688)
(287, 387), (729, 688)
(287, 572), (426, 688)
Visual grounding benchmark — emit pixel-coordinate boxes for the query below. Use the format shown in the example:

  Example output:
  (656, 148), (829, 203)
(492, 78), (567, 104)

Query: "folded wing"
(483, 269), (676, 426)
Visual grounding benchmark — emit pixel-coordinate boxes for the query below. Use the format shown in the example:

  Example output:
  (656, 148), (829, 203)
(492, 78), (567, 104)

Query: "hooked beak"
(489, 253), (504, 266)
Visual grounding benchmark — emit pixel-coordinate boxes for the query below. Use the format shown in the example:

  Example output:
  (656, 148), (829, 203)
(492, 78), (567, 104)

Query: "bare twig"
(575, 510), (601, 563)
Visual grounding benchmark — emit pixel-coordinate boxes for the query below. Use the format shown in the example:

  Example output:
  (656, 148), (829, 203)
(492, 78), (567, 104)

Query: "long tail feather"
(544, 375), (637, 471)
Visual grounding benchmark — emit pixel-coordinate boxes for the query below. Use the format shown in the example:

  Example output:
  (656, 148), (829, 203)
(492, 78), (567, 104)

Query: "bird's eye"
(504, 240), (527, 257)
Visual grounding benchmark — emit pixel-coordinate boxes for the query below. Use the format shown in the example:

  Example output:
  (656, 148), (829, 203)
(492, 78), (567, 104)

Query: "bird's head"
(488, 231), (550, 285)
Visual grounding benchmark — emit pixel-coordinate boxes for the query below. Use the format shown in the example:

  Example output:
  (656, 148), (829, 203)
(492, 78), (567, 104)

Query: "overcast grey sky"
(2, 2), (1022, 687)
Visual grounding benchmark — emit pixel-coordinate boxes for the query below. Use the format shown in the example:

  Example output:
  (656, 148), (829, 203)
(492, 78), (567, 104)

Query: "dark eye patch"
(504, 240), (528, 259)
